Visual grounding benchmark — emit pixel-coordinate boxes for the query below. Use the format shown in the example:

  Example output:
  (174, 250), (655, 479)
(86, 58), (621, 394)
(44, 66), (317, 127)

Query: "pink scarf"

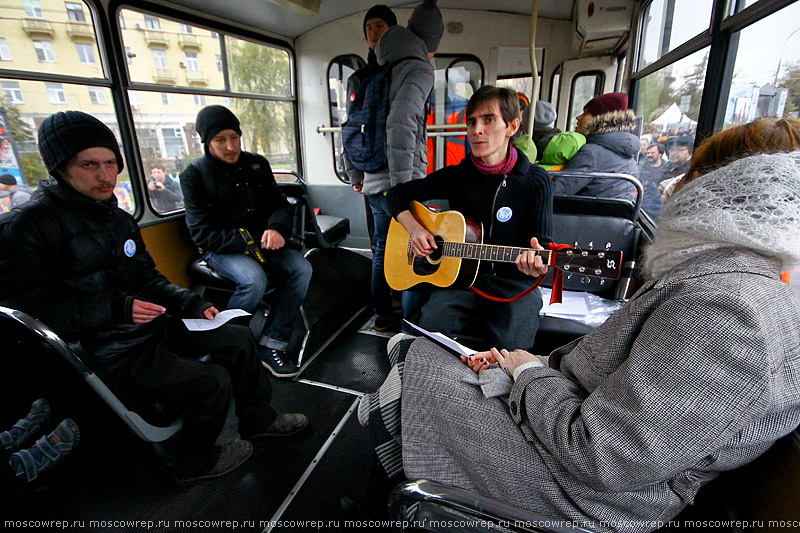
(469, 145), (517, 175)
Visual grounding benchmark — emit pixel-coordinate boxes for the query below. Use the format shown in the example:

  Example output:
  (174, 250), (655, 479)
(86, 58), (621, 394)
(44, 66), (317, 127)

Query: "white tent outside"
(651, 103), (697, 130)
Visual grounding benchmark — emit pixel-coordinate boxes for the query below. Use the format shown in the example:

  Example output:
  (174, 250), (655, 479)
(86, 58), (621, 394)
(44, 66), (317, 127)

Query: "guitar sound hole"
(429, 236), (444, 261)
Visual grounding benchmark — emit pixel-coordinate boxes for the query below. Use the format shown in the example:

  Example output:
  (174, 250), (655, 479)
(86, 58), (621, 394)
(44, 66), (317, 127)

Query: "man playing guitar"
(387, 86), (553, 350)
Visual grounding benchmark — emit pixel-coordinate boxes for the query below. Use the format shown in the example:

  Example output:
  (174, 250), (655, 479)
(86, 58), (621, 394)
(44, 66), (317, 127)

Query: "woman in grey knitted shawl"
(363, 120), (800, 532)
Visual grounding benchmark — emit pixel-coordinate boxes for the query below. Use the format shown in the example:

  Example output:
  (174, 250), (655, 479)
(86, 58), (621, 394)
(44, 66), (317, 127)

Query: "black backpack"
(341, 57), (425, 173)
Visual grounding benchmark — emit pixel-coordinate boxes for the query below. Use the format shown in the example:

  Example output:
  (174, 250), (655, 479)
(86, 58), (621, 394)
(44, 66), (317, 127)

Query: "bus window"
(429, 55), (483, 171)
(567, 72), (604, 131)
(327, 54), (365, 183)
(721, 1), (800, 125)
(497, 76), (534, 100)
(635, 47), (708, 163)
(638, 0), (714, 70)
(0, 2), (132, 212)
(120, 8), (299, 214)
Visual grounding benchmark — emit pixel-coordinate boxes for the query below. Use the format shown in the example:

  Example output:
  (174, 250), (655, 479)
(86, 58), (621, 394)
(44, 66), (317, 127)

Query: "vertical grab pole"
(526, 0), (540, 137)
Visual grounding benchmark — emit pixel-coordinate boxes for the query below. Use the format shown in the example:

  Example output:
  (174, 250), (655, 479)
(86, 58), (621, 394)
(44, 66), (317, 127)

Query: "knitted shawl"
(645, 151), (800, 278)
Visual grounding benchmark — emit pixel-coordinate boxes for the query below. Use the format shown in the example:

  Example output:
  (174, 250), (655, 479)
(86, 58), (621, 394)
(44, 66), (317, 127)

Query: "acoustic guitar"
(385, 201), (623, 291)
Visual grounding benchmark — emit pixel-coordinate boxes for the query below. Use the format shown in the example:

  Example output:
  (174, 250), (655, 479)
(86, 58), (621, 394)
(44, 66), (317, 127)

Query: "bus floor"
(6, 319), (396, 532)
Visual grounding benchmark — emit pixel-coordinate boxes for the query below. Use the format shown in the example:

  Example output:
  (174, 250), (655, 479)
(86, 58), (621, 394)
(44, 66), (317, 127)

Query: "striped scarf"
(470, 144), (517, 175)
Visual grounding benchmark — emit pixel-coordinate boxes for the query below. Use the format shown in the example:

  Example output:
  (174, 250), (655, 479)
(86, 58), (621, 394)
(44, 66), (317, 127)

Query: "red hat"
(584, 92), (629, 116)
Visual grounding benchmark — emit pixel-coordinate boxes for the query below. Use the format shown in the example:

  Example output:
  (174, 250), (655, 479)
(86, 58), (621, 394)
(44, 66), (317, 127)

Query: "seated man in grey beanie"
(528, 101), (560, 158)
(0, 110), (308, 485)
(180, 105), (312, 378)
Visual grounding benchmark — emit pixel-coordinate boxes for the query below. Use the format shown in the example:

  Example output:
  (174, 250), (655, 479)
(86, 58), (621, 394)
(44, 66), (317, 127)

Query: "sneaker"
(174, 439), (253, 486)
(9, 418), (80, 482)
(247, 413), (309, 438)
(258, 348), (300, 378)
(1, 398), (51, 452)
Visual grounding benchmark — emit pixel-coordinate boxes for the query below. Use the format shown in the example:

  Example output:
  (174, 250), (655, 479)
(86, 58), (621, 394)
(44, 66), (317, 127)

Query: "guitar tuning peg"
(573, 241), (579, 248)
(605, 242), (612, 250)
(580, 275), (589, 284)
(599, 279), (605, 286)
(566, 273), (572, 280)
(588, 241), (594, 249)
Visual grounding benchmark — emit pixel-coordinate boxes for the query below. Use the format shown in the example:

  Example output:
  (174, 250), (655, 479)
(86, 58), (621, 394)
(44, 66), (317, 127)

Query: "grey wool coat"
(401, 248), (800, 533)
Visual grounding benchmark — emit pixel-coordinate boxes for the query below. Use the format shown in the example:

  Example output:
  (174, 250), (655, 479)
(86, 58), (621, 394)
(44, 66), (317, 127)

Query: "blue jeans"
(368, 192), (424, 322)
(206, 247), (312, 350)
(367, 193), (395, 319)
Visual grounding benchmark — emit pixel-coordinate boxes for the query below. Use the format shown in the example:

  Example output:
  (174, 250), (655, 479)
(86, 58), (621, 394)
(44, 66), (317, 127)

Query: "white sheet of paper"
(183, 309), (251, 331)
(539, 288), (590, 316)
(403, 320), (477, 357)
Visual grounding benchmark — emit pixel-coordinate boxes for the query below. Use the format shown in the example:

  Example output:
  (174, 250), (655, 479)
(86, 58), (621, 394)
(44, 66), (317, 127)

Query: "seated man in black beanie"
(180, 105), (313, 378)
(0, 110), (308, 485)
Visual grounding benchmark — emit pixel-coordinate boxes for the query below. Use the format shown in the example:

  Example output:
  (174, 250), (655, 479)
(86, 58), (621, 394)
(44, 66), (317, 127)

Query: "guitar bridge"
(407, 239), (413, 266)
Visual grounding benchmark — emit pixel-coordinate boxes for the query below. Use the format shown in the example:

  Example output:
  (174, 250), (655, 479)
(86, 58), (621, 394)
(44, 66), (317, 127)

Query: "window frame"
(326, 54), (366, 184)
(117, 3), (301, 192)
(23, 0), (44, 18)
(0, 38), (11, 61)
(65, 1), (87, 22)
(45, 82), (67, 104)
(76, 43), (96, 65)
(33, 41), (56, 63)
(567, 70), (605, 129)
(2, 81), (24, 104)
(629, 0), (798, 141)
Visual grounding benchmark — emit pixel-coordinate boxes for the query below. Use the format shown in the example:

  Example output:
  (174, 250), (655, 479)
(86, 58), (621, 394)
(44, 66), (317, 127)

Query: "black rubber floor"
(300, 331), (390, 393)
(8, 380), (357, 531)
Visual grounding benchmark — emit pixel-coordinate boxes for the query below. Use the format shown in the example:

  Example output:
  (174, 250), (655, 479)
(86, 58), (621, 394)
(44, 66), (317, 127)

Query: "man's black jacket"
(180, 151), (293, 255)
(0, 181), (210, 368)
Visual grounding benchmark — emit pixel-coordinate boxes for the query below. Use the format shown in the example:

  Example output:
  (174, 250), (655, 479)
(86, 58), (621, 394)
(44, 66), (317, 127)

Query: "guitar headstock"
(553, 249), (623, 280)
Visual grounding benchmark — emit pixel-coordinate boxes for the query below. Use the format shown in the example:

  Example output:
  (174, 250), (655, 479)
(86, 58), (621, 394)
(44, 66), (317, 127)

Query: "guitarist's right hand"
(409, 227), (438, 257)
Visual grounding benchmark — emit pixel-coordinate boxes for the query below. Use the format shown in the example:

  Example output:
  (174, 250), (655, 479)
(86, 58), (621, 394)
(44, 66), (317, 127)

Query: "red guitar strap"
(468, 243), (572, 304)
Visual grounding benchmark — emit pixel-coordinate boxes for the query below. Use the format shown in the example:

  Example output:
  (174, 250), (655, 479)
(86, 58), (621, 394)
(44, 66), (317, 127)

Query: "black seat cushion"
(314, 214), (349, 246)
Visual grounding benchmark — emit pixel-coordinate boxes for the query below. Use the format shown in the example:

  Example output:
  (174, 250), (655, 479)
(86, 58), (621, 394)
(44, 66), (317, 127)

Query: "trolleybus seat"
(535, 173), (643, 353)
(389, 427), (800, 533)
(388, 479), (592, 533)
(0, 305), (183, 443)
(277, 180), (350, 249)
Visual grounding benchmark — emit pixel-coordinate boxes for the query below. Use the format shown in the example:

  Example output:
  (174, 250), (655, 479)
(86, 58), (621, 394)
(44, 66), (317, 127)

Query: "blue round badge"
(124, 239), (136, 257)
(496, 206), (513, 223)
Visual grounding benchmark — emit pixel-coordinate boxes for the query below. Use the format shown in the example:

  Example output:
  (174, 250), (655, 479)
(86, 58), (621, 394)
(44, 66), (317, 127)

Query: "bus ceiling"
(165, 0), (596, 41)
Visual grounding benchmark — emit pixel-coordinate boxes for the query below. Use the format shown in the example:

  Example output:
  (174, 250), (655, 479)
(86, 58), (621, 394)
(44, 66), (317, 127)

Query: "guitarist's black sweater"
(387, 147), (553, 280)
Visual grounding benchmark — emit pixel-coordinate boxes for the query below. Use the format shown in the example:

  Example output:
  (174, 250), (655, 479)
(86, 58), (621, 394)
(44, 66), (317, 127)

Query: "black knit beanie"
(363, 5), (397, 36)
(0, 173), (16, 186)
(195, 105), (242, 144)
(37, 111), (124, 177)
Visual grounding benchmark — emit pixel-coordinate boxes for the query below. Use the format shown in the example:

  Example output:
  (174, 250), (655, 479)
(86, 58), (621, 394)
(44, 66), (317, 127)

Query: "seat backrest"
(0, 306), (182, 443)
(278, 181), (349, 249)
(542, 174), (644, 300)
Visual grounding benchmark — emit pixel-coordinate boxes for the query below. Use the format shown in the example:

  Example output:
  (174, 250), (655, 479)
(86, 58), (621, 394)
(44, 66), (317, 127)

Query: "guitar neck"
(440, 241), (552, 264)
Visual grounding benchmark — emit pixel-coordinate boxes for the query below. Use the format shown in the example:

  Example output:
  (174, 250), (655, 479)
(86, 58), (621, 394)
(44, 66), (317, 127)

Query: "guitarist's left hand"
(515, 237), (549, 278)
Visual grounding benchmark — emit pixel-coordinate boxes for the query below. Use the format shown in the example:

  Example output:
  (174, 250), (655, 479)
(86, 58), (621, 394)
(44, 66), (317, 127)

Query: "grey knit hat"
(37, 111), (124, 177)
(533, 101), (557, 128)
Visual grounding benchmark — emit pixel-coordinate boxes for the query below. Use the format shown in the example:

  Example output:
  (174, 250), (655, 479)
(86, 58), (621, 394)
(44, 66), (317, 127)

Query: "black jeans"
(108, 320), (277, 475)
